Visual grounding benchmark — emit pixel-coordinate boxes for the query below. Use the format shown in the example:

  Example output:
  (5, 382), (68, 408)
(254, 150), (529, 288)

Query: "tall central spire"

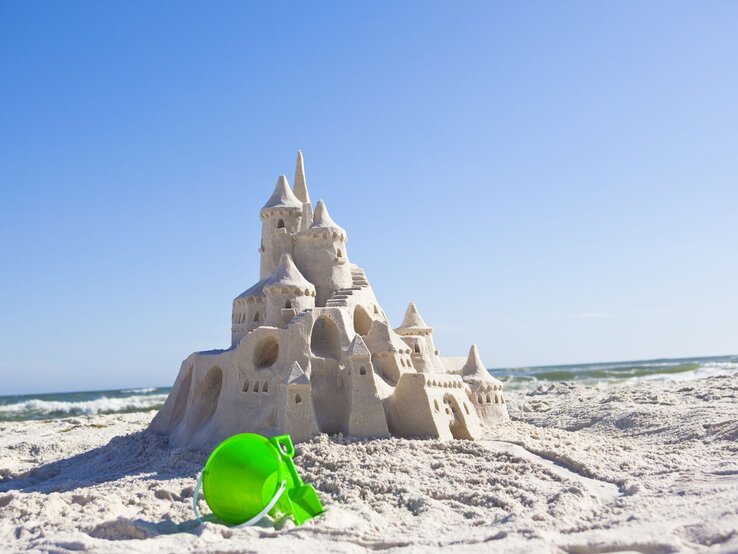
(293, 149), (310, 204)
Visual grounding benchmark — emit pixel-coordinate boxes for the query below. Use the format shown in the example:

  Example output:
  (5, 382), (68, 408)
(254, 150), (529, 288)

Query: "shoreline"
(1, 375), (737, 552)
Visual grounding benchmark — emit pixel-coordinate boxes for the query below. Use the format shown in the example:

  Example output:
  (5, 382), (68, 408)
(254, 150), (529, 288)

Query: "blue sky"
(1, 2), (736, 395)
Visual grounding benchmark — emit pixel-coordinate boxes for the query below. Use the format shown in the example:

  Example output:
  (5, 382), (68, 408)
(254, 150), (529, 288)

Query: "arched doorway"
(310, 317), (341, 359)
(443, 394), (472, 440)
(192, 367), (223, 428)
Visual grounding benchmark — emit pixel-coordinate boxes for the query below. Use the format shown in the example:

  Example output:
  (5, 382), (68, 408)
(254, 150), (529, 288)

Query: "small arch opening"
(486, 394), (492, 404)
(336, 248), (343, 258)
(295, 393), (302, 404)
(262, 381), (269, 393)
(353, 305), (372, 336)
(359, 366), (367, 375)
(414, 343), (421, 354)
(243, 380), (250, 392)
(253, 311), (260, 322)
(277, 219), (285, 229)
(254, 337), (279, 368)
(285, 299), (292, 309)
(253, 381), (260, 392)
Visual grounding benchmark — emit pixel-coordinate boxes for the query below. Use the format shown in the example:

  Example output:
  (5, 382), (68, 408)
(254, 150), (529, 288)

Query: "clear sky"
(1, 1), (736, 395)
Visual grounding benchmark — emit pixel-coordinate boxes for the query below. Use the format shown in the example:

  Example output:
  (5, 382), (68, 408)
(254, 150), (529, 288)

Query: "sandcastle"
(150, 152), (508, 446)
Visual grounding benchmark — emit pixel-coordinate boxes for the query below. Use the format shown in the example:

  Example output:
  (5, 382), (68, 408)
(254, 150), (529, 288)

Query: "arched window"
(277, 219), (285, 229)
(243, 380), (250, 392)
(295, 393), (302, 404)
(262, 381), (269, 392)
(253, 381), (260, 393)
(336, 248), (343, 258)
(477, 394), (483, 403)
(359, 366), (367, 375)
(486, 394), (491, 404)
(253, 311), (260, 322)
(285, 299), (292, 309)
(414, 343), (421, 354)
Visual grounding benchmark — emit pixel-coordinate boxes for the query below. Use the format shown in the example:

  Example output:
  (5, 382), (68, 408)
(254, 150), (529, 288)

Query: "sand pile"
(1, 375), (737, 552)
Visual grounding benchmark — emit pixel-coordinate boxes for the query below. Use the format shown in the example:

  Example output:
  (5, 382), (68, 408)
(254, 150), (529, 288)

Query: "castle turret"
(277, 361), (319, 442)
(293, 200), (352, 306)
(342, 335), (390, 438)
(395, 303), (444, 373)
(263, 253), (316, 327)
(460, 345), (509, 425)
(259, 175), (303, 279)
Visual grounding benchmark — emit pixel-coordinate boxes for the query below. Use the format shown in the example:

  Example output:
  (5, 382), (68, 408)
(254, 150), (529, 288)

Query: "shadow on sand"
(0, 429), (209, 494)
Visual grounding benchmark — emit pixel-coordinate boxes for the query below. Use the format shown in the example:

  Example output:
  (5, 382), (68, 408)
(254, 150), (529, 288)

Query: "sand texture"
(1, 375), (737, 553)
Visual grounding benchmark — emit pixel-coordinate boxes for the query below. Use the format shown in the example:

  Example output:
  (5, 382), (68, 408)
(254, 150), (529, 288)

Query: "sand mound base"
(1, 376), (737, 552)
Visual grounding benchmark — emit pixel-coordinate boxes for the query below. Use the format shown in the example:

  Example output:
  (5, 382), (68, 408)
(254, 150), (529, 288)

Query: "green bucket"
(192, 433), (324, 527)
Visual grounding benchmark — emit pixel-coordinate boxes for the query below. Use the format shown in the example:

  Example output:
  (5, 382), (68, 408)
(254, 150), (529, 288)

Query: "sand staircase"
(287, 308), (313, 327)
(325, 266), (369, 308)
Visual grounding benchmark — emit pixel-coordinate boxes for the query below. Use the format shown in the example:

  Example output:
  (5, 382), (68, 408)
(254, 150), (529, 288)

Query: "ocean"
(0, 355), (736, 422)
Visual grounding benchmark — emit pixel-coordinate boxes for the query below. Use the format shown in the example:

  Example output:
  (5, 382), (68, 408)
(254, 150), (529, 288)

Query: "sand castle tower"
(150, 152), (509, 446)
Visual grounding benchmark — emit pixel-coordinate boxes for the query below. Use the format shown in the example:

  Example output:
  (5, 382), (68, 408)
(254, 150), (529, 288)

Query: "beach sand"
(1, 375), (737, 553)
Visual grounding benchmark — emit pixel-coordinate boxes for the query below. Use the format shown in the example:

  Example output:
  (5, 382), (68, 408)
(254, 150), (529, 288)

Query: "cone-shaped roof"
(262, 175), (302, 210)
(395, 303), (432, 334)
(346, 334), (370, 358)
(311, 200), (345, 233)
(293, 150), (310, 204)
(282, 361), (310, 385)
(461, 345), (500, 384)
(265, 253), (315, 291)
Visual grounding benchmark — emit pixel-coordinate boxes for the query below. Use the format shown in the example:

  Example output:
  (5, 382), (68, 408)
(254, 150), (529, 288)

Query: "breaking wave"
(0, 388), (170, 422)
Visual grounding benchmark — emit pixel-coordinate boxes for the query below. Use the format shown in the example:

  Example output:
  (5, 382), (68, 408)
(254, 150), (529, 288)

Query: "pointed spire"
(262, 175), (302, 210)
(346, 334), (370, 358)
(396, 303), (431, 334)
(461, 345), (494, 382)
(293, 150), (310, 204)
(311, 200), (344, 232)
(282, 361), (310, 385)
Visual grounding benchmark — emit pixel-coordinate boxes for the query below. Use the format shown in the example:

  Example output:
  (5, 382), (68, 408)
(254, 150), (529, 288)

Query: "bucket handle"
(192, 471), (287, 528)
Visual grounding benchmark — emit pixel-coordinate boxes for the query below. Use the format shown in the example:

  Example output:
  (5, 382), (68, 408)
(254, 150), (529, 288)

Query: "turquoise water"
(0, 355), (735, 421)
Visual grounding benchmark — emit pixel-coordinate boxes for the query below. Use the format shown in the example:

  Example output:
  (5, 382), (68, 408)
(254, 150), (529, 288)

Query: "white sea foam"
(638, 361), (738, 383)
(0, 394), (168, 417)
(120, 387), (158, 394)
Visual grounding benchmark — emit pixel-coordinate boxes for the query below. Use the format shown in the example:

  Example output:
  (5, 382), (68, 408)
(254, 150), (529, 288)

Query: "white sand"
(1, 375), (737, 553)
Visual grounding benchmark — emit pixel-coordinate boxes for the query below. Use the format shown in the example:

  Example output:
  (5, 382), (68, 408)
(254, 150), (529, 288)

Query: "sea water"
(0, 355), (736, 421)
